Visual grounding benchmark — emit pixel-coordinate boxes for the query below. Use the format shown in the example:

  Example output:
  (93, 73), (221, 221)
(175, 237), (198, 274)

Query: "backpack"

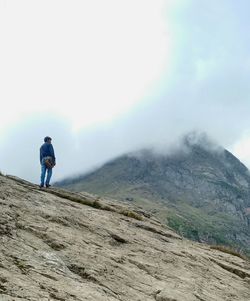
(44, 157), (55, 169)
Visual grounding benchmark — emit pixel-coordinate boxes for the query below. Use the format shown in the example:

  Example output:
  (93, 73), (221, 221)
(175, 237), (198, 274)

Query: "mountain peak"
(57, 139), (250, 256)
(181, 131), (222, 154)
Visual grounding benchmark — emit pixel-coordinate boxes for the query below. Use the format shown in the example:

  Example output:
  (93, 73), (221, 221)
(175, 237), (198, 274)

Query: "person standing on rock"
(39, 136), (56, 188)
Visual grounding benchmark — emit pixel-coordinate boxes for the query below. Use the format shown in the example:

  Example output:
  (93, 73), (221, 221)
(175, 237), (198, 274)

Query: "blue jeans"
(40, 158), (53, 186)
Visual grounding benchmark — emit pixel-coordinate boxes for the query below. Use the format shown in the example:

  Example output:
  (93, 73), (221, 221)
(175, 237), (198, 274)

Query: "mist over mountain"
(56, 133), (250, 255)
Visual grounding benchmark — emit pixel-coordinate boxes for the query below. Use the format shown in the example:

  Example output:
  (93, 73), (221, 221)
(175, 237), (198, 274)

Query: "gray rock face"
(56, 139), (250, 255)
(0, 174), (250, 300)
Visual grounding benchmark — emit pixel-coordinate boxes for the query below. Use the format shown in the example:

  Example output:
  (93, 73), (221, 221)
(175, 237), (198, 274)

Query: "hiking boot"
(45, 184), (51, 188)
(39, 185), (44, 189)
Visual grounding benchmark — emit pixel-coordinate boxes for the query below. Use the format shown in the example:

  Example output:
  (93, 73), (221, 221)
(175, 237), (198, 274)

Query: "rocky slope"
(0, 174), (250, 300)
(56, 136), (250, 255)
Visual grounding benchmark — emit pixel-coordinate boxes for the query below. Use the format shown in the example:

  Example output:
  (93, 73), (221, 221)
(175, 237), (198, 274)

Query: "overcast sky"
(1, 0), (250, 183)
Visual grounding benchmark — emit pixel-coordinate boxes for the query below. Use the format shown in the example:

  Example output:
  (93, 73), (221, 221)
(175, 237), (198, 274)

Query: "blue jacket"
(40, 142), (56, 164)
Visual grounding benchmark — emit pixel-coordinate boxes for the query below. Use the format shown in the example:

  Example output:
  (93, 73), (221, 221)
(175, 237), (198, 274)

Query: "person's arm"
(49, 144), (56, 164)
(40, 147), (42, 164)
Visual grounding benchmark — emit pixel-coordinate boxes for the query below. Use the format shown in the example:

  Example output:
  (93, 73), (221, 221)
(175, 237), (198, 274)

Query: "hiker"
(39, 136), (56, 188)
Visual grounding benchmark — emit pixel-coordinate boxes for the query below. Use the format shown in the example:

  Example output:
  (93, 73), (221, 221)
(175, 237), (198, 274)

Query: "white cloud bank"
(0, 0), (170, 132)
(1, 0), (250, 182)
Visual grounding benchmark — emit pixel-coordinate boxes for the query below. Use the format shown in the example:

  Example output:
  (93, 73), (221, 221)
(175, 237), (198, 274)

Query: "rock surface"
(0, 174), (250, 300)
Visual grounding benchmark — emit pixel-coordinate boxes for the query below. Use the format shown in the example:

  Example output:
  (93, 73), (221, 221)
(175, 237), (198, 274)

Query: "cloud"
(80, 0), (250, 163)
(1, 0), (250, 182)
(122, 0), (250, 148)
(0, 0), (170, 131)
(232, 131), (250, 169)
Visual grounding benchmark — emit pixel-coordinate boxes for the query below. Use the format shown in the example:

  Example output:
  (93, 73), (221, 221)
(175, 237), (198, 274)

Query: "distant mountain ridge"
(56, 135), (250, 255)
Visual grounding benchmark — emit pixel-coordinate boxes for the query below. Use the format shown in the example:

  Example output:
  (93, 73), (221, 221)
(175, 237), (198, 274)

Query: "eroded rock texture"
(0, 175), (249, 300)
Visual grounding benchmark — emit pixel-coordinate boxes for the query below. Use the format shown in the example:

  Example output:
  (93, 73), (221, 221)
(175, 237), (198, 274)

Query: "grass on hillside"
(210, 245), (248, 260)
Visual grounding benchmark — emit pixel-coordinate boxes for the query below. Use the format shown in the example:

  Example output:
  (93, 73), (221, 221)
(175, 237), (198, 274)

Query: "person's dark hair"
(44, 136), (52, 142)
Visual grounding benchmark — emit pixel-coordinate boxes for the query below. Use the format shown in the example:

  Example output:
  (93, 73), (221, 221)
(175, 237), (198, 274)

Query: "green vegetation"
(119, 209), (143, 220)
(210, 245), (248, 260)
